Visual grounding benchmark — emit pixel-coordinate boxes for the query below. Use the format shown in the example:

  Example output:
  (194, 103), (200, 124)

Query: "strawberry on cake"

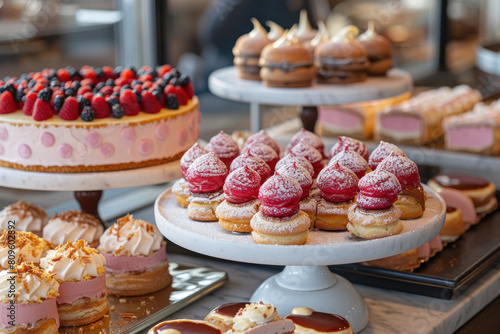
(0, 64), (199, 172)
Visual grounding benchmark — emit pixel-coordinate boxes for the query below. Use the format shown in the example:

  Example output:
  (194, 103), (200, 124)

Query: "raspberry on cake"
(0, 200), (48, 237)
(0, 64), (200, 172)
(316, 161), (359, 230)
(98, 214), (172, 296)
(242, 142), (279, 171)
(42, 210), (104, 248)
(347, 169), (403, 239)
(376, 152), (426, 219)
(216, 166), (261, 233)
(329, 146), (370, 179)
(250, 173), (310, 245)
(329, 136), (369, 161)
(40, 240), (107, 326)
(186, 152), (228, 221)
(230, 152), (272, 185)
(0, 231), (50, 269)
(0, 263), (60, 334)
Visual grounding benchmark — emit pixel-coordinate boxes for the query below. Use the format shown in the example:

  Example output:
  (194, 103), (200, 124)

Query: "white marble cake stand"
(154, 184), (445, 333)
(208, 66), (413, 132)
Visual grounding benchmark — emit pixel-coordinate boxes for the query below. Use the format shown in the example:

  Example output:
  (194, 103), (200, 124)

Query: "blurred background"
(0, 0), (499, 138)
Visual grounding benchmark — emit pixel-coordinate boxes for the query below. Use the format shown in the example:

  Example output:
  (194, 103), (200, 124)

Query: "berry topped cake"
(0, 64), (199, 172)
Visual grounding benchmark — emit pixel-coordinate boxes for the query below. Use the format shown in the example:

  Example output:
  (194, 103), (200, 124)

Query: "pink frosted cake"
(0, 65), (199, 172)
(375, 85), (481, 144)
(444, 101), (500, 155)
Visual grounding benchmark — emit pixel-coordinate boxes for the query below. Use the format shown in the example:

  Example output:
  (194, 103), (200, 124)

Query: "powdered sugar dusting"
(187, 152), (228, 177)
(348, 204), (402, 226)
(317, 161), (358, 194)
(376, 152), (420, 188)
(329, 136), (369, 161)
(172, 178), (191, 197)
(368, 141), (406, 170)
(245, 130), (281, 154)
(205, 131), (240, 158)
(290, 139), (322, 164)
(329, 147), (368, 178)
(275, 154), (315, 177)
(216, 199), (260, 220)
(180, 143), (208, 174)
(317, 198), (354, 216)
(230, 153), (271, 183)
(359, 169), (402, 196)
(223, 166), (261, 203)
(259, 173), (303, 204)
(250, 211), (310, 235)
(286, 128), (325, 155)
(300, 196), (317, 213)
(243, 142), (279, 165)
(277, 163), (313, 198)
(188, 189), (225, 204)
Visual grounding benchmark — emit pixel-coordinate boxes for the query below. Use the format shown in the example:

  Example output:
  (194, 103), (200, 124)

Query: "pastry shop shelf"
(154, 184), (445, 333)
(208, 66), (413, 132)
(60, 261), (227, 334)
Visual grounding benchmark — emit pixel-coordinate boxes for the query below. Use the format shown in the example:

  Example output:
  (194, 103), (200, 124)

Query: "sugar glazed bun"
(359, 22), (393, 76)
(259, 32), (316, 88)
(315, 25), (369, 84)
(233, 18), (272, 80)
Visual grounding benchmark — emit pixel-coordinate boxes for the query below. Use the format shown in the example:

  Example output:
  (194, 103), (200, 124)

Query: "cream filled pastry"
(41, 240), (107, 326)
(229, 302), (295, 334)
(0, 231), (50, 269)
(42, 210), (103, 248)
(285, 307), (354, 334)
(204, 302), (248, 332)
(0, 200), (48, 237)
(98, 214), (171, 296)
(0, 263), (59, 333)
(266, 21), (284, 42)
(292, 10), (317, 44)
(359, 21), (393, 75)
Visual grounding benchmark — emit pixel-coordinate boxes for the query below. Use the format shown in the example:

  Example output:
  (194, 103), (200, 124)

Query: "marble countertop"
(140, 253), (500, 334)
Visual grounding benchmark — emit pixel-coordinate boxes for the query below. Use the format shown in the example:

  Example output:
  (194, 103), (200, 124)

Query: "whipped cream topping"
(0, 231), (49, 269)
(0, 200), (48, 233)
(266, 21), (284, 41)
(311, 20), (330, 47)
(331, 25), (360, 44)
(99, 215), (163, 256)
(294, 9), (317, 42)
(41, 240), (106, 282)
(0, 263), (59, 303)
(232, 302), (280, 331)
(43, 210), (104, 245)
(249, 18), (268, 39)
(359, 21), (377, 41)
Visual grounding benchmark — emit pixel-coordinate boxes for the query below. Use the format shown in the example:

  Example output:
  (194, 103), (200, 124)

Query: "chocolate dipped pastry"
(359, 21), (393, 75)
(148, 320), (222, 334)
(376, 152), (426, 219)
(315, 25), (369, 84)
(259, 31), (315, 88)
(204, 302), (248, 332)
(285, 307), (353, 334)
(0, 200), (48, 237)
(233, 18), (272, 80)
(427, 173), (497, 216)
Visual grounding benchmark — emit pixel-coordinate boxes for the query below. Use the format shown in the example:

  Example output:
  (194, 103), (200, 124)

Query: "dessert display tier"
(209, 67), (413, 106)
(154, 184), (445, 332)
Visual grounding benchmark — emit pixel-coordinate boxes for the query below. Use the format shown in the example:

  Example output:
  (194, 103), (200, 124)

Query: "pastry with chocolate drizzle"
(285, 307), (354, 334)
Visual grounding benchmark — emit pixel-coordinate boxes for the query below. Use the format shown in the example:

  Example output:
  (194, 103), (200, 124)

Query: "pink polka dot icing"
(121, 127), (136, 144)
(0, 127), (7, 141)
(40, 132), (55, 147)
(139, 139), (154, 156)
(155, 123), (169, 140)
(178, 128), (188, 146)
(189, 113), (197, 129)
(85, 131), (102, 148)
(18, 144), (31, 159)
(58, 144), (73, 159)
(0, 143), (4, 156)
(100, 143), (115, 158)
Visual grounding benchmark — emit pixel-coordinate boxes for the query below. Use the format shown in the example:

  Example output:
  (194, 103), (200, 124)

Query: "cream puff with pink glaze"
(329, 146), (370, 179)
(98, 215), (172, 296)
(40, 240), (107, 326)
(0, 201), (48, 237)
(0, 262), (59, 333)
(228, 302), (295, 334)
(43, 210), (103, 248)
(0, 231), (50, 270)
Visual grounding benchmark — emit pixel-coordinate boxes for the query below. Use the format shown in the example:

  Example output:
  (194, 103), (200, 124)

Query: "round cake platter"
(155, 184), (446, 333)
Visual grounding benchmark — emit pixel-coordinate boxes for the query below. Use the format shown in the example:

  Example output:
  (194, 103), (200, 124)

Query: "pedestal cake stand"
(154, 184), (445, 333)
(208, 66), (413, 132)
(0, 161), (181, 223)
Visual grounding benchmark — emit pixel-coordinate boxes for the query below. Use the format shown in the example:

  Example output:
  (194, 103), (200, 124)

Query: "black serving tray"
(330, 204), (500, 299)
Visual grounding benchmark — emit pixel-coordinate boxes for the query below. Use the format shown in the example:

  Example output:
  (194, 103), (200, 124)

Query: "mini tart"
(98, 215), (172, 296)
(440, 206), (465, 242)
(0, 200), (48, 237)
(42, 210), (103, 248)
(204, 302), (248, 332)
(359, 21), (393, 76)
(0, 263), (59, 333)
(40, 240), (107, 327)
(149, 320), (222, 334)
(259, 32), (315, 88)
(250, 211), (310, 245)
(0, 231), (50, 269)
(285, 307), (354, 334)
(172, 178), (191, 208)
(315, 26), (369, 84)
(347, 204), (403, 239)
(233, 18), (272, 81)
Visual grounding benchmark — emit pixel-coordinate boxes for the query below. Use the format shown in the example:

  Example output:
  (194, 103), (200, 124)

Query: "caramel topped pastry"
(0, 230), (50, 269)
(285, 307), (354, 334)
(205, 302), (248, 332)
(149, 320), (222, 334)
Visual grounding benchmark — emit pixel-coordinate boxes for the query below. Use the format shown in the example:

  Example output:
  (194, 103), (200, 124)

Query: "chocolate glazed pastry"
(149, 320), (222, 334)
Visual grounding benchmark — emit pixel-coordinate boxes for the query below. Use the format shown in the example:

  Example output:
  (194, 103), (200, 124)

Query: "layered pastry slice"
(41, 240), (107, 326)
(0, 231), (50, 269)
(98, 214), (172, 296)
(0, 263), (59, 333)
(0, 200), (48, 237)
(43, 210), (103, 248)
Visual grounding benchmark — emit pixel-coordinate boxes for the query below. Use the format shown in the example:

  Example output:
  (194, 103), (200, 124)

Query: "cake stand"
(0, 161), (181, 224)
(154, 184), (445, 333)
(208, 66), (413, 132)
